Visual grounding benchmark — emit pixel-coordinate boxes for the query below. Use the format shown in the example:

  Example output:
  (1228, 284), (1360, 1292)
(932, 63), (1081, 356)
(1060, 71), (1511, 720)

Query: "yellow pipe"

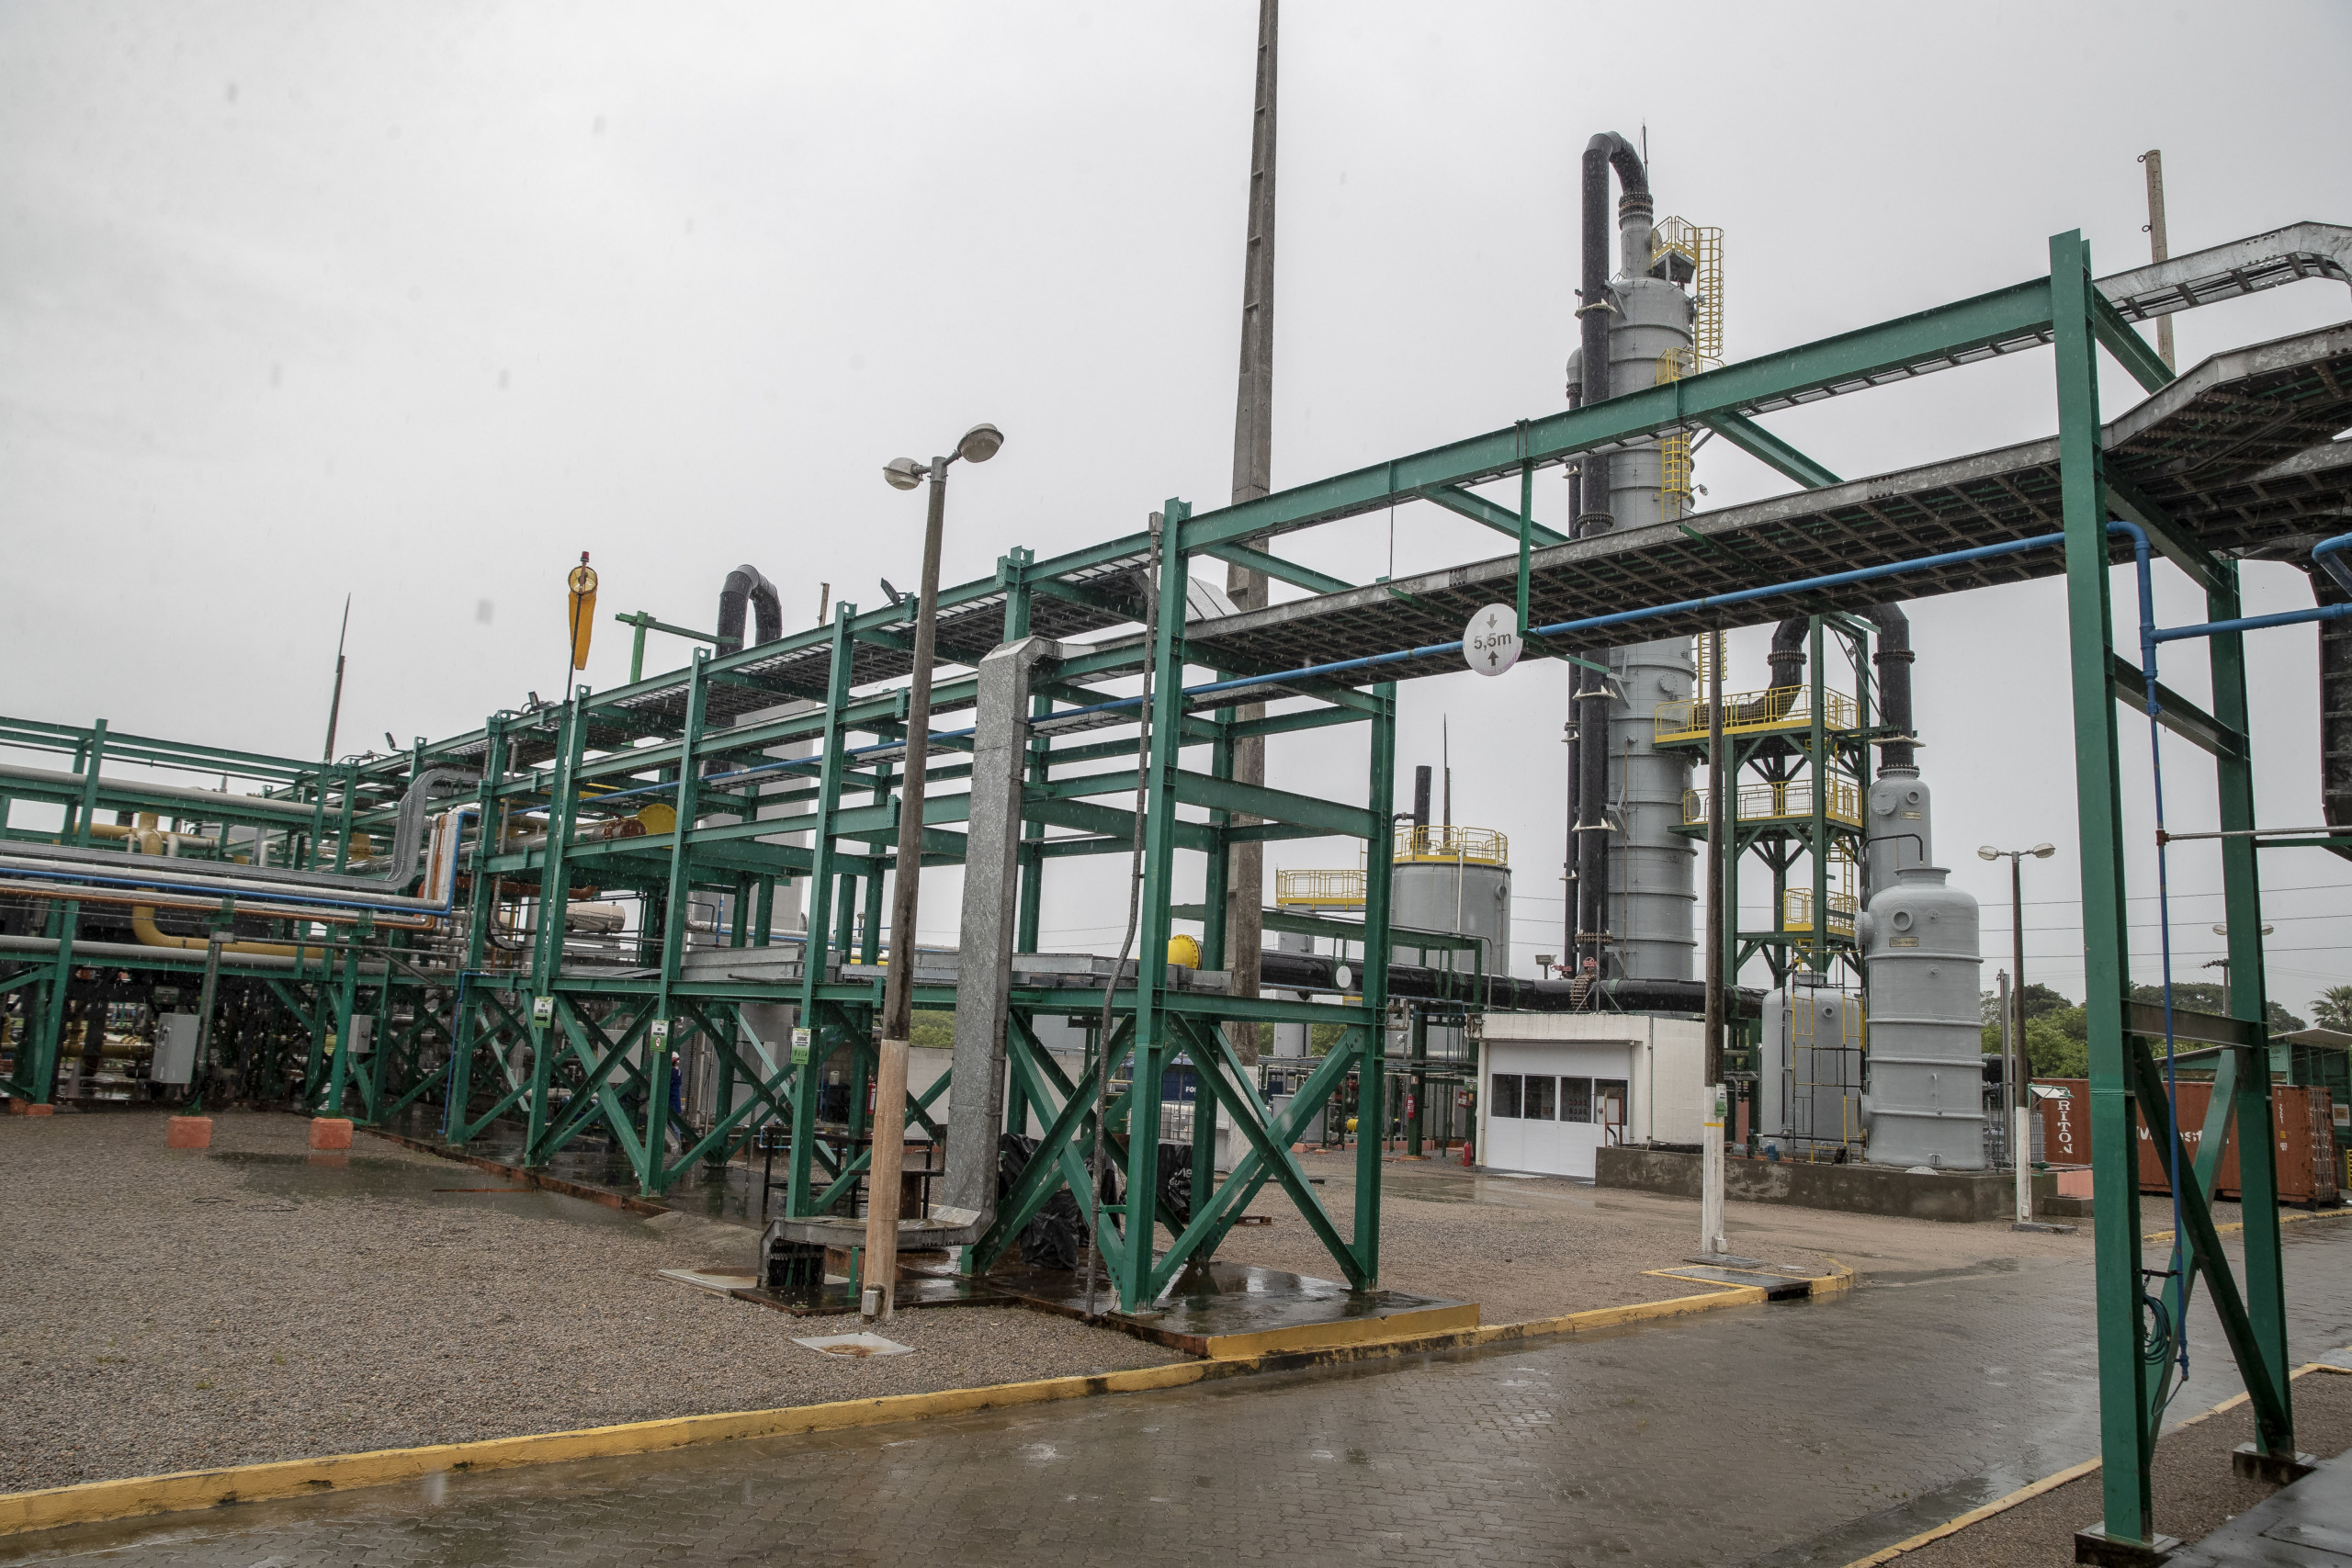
(129, 906), (305, 959)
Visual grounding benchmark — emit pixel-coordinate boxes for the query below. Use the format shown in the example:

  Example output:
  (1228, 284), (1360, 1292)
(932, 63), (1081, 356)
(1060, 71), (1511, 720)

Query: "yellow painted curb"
(1837, 1365), (2333, 1567)
(0, 1265), (1842, 1538)
(1202, 1301), (1481, 1360)
(0, 1360), (1212, 1539)
(2144, 1205), (2352, 1247)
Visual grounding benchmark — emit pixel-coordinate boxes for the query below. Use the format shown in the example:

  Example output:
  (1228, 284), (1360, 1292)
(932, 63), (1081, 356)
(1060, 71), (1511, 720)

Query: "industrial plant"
(5, 7), (2351, 1566)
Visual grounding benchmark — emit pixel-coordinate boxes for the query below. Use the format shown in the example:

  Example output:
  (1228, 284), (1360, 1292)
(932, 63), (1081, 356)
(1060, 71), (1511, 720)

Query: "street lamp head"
(1978, 845), (2000, 861)
(2030, 843), (2056, 859)
(956, 423), (1004, 464)
(882, 457), (927, 491)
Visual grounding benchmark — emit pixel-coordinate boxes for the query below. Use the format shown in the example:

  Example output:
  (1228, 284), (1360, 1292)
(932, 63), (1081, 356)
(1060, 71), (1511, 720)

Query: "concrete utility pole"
(1222, 0), (1277, 1063)
(1701, 628), (1728, 1256)
(2141, 151), (2176, 371)
(865, 425), (1004, 1318)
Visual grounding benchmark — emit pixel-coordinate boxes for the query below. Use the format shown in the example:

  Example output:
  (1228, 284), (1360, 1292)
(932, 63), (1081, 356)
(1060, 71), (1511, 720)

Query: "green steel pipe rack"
(4, 223), (2346, 1553)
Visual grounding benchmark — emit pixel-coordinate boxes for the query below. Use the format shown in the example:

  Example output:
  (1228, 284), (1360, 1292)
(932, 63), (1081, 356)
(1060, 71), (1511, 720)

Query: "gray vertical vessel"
(1858, 863), (1985, 1168)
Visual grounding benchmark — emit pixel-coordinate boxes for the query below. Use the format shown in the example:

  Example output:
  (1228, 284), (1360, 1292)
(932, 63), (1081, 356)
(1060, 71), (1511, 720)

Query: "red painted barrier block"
(165, 1116), (213, 1149)
(308, 1118), (354, 1150)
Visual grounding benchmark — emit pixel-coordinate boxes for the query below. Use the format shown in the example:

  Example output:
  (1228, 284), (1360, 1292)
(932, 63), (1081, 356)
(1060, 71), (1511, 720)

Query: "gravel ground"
(1210, 1148), (2096, 1323)
(1892, 1367), (2352, 1566)
(0, 1109), (1180, 1494)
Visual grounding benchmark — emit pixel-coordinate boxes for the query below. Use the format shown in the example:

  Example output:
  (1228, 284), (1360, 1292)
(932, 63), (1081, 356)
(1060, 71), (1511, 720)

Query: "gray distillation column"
(1591, 140), (1698, 982)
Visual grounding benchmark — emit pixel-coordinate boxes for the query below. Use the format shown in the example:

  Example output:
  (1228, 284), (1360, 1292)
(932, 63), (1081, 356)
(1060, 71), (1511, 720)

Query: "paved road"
(13, 1224), (2352, 1568)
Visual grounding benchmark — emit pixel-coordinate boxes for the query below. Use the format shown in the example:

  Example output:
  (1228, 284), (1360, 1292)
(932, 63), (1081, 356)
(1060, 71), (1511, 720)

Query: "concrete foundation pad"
(2075, 1523), (2181, 1564)
(164, 1116), (212, 1149)
(307, 1118), (354, 1151)
(987, 1258), (1477, 1359)
(1599, 1145), (2055, 1223)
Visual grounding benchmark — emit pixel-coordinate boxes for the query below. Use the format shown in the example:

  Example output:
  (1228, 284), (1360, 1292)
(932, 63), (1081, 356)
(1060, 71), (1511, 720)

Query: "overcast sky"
(3, 2), (2347, 1015)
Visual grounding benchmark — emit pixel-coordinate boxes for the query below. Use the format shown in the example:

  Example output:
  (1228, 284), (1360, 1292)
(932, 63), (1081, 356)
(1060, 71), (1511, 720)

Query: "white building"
(1476, 1012), (1706, 1179)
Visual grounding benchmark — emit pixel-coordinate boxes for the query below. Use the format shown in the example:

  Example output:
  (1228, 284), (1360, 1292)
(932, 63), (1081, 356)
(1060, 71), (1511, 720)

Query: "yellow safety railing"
(1781, 887), (1858, 935)
(1681, 777), (1860, 829)
(1274, 868), (1364, 908)
(1655, 346), (1724, 521)
(1393, 824), (1509, 866)
(1652, 218), (1724, 360)
(1654, 685), (1859, 743)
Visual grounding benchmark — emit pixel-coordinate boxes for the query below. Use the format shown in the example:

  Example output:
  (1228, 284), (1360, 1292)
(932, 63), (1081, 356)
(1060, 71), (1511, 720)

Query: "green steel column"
(789, 603), (859, 1217)
(2211, 558), (2294, 1449)
(333, 762), (357, 871)
(1355, 681), (1397, 1281)
(1408, 1009), (1427, 1156)
(860, 869), (884, 965)
(2052, 230), (2157, 1549)
(644, 653), (712, 1193)
(1119, 503), (1192, 1312)
(446, 721), (508, 1144)
(524, 691), (591, 1166)
(324, 941), (360, 1114)
(33, 723), (106, 1104)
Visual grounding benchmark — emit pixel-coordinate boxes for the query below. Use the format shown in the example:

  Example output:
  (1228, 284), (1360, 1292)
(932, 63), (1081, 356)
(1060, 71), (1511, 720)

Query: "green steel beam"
(1697, 412), (1842, 489)
(2092, 288), (2178, 394)
(2108, 655), (2245, 760)
(1417, 484), (1569, 548)
(2105, 476), (2227, 599)
(1178, 276), (2052, 554)
(1200, 542), (1353, 595)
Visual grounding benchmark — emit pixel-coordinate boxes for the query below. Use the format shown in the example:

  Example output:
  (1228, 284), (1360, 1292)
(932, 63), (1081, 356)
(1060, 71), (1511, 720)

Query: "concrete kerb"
(0, 1264), (1852, 1539)
(1836, 1361), (2351, 1568)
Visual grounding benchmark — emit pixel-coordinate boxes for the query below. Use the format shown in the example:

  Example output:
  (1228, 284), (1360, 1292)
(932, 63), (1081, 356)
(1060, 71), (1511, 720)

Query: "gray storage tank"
(1858, 863), (1984, 1168)
(1757, 978), (1867, 1159)
(1391, 826), (1510, 1066)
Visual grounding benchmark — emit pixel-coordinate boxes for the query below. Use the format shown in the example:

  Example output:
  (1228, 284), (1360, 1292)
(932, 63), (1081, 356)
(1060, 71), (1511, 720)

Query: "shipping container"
(2032, 1077), (2339, 1207)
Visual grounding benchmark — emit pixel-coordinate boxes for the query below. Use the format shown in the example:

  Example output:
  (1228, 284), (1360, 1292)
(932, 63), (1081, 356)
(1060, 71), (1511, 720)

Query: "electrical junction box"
(348, 1017), (374, 1057)
(152, 1014), (199, 1086)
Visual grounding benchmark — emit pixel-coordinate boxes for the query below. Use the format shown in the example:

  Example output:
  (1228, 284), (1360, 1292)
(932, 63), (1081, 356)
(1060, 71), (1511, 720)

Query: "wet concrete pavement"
(14, 1219), (2352, 1567)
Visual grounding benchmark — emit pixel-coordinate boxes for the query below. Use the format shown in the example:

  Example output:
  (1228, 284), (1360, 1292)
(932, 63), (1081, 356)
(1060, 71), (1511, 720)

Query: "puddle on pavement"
(1861, 1256), (2023, 1288)
(205, 1149), (640, 1229)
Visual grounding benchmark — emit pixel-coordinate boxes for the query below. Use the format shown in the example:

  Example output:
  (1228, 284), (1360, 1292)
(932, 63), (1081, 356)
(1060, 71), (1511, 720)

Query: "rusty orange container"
(2032, 1077), (2338, 1206)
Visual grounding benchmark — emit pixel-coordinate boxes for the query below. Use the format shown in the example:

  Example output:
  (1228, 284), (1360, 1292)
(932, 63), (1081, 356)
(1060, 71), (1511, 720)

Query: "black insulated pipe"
(1861, 604), (1916, 769)
(1770, 608), (1916, 768)
(1768, 618), (1809, 688)
(1254, 948), (1762, 1020)
(715, 565), (784, 657)
(1412, 765), (1432, 829)
(2308, 554), (2352, 829)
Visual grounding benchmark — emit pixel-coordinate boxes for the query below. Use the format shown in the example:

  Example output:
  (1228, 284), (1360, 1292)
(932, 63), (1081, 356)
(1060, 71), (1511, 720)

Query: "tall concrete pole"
(1222, 0), (1276, 1063)
(2141, 151), (2176, 371)
(863, 458), (951, 1319)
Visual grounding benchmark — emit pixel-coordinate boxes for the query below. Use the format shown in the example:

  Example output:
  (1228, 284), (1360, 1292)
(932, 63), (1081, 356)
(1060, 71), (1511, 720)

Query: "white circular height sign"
(1464, 604), (1521, 677)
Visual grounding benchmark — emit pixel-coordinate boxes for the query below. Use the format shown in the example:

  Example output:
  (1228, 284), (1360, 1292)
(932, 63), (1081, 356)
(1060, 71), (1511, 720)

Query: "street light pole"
(1980, 840), (2054, 1228)
(865, 424), (1003, 1319)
